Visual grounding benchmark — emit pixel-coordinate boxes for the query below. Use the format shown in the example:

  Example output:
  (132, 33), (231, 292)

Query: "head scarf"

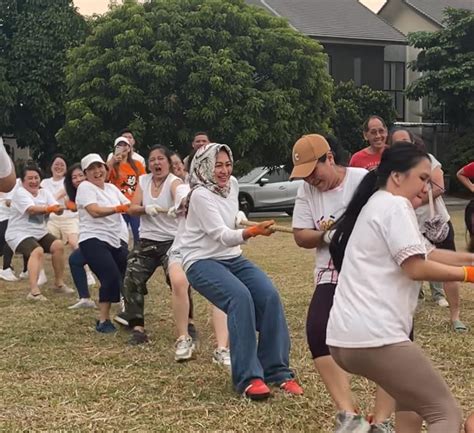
(189, 143), (233, 198)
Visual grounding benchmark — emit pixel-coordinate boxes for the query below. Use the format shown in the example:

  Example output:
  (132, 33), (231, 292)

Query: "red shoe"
(280, 379), (304, 395)
(243, 379), (271, 400)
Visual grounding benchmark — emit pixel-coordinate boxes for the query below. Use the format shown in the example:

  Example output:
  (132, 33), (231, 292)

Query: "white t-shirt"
(292, 167), (367, 285)
(0, 193), (10, 222)
(326, 190), (433, 348)
(168, 183), (191, 261)
(107, 151), (145, 166)
(415, 154), (450, 231)
(40, 177), (75, 219)
(76, 181), (130, 248)
(180, 177), (244, 271)
(0, 179), (22, 222)
(6, 186), (58, 252)
(139, 173), (179, 242)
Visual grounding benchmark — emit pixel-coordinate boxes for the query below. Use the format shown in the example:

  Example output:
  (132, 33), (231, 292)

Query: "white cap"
(114, 136), (130, 147)
(81, 153), (105, 171)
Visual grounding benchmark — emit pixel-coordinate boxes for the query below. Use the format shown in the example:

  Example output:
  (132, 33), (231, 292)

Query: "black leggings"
(306, 283), (414, 359)
(79, 238), (128, 303)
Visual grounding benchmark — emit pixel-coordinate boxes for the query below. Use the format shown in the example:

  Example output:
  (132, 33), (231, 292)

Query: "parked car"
(237, 166), (303, 216)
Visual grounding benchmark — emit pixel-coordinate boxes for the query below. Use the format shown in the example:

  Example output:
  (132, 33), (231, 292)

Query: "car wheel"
(286, 208), (293, 216)
(239, 194), (253, 217)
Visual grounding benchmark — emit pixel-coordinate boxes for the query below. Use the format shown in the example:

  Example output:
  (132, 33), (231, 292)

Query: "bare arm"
(0, 170), (16, 193)
(428, 248), (474, 267)
(26, 205), (51, 216)
(456, 169), (474, 193)
(401, 255), (465, 282)
(293, 228), (326, 249)
(25, 204), (63, 216)
(0, 140), (16, 192)
(170, 178), (184, 200)
(84, 203), (117, 218)
(128, 184), (145, 216)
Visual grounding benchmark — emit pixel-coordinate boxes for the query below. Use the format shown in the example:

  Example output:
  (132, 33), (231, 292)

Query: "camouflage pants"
(122, 238), (173, 328)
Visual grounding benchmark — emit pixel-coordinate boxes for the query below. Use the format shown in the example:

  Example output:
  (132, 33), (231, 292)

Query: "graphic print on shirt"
(314, 209), (344, 284)
(120, 175), (138, 198)
(28, 214), (46, 225)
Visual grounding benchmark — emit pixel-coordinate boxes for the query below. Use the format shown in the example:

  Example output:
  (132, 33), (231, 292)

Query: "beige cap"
(289, 134), (330, 180)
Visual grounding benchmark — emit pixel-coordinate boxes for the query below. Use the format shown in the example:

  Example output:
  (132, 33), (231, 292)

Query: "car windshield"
(238, 167), (266, 183)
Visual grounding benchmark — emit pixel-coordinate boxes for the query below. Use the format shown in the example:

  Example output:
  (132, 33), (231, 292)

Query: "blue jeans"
(69, 249), (89, 299)
(122, 214), (140, 243)
(187, 255), (293, 393)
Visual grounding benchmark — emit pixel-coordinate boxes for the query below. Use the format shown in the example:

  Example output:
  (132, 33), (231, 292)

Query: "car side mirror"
(258, 177), (269, 186)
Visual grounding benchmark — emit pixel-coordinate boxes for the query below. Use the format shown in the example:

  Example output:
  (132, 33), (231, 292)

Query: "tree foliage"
(0, 0), (88, 162)
(57, 0), (333, 165)
(406, 8), (474, 129)
(331, 81), (397, 153)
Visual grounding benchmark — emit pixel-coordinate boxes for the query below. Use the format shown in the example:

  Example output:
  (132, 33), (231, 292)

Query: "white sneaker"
(437, 297), (449, 307)
(175, 335), (194, 362)
(68, 298), (96, 309)
(334, 411), (371, 433)
(19, 271), (28, 279)
(38, 269), (47, 286)
(0, 268), (19, 282)
(86, 271), (96, 287)
(213, 347), (231, 369)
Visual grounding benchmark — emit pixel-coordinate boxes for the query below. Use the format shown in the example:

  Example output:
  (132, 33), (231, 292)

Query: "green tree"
(0, 0), (88, 162)
(331, 81), (397, 153)
(57, 0), (333, 165)
(406, 8), (474, 129)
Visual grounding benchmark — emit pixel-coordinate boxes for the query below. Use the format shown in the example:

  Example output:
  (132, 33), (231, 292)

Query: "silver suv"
(238, 166), (303, 216)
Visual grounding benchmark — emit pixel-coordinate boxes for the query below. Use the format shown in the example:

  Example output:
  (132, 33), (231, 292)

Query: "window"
(354, 57), (361, 86)
(326, 55), (332, 76)
(264, 168), (289, 183)
(384, 61), (405, 120)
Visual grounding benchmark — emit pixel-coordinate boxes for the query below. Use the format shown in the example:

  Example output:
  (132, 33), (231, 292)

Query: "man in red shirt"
(457, 161), (474, 252)
(349, 116), (388, 170)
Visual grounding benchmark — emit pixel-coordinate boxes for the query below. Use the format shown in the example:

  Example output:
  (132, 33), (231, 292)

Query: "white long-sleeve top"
(180, 176), (245, 271)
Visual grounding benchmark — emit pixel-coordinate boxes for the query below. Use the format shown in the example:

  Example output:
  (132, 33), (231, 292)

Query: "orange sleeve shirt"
(109, 161), (146, 200)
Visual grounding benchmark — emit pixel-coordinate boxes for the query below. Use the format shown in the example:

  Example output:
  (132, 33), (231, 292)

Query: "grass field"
(1, 210), (473, 431)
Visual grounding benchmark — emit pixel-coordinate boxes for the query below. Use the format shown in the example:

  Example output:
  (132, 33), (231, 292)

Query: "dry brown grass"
(0, 210), (473, 431)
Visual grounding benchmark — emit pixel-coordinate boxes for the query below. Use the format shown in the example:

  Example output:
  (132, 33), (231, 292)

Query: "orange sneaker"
(280, 379), (304, 395)
(243, 379), (271, 400)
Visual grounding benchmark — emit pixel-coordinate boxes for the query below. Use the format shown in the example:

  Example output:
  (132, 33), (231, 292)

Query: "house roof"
(379, 0), (474, 26)
(246, 0), (406, 44)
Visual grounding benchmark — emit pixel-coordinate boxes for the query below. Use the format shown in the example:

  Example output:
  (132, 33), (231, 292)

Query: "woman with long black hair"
(327, 143), (474, 432)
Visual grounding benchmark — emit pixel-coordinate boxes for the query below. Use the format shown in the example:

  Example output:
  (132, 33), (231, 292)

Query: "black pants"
(79, 238), (128, 303)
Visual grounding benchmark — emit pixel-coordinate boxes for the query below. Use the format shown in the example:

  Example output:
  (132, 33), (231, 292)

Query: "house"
(375, 0), (474, 122)
(247, 0), (407, 118)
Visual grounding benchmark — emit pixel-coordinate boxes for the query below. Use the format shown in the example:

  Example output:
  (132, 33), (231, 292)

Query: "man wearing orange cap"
(290, 134), (396, 432)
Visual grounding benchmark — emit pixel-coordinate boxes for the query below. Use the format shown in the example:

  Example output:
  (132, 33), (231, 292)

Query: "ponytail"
(329, 170), (378, 272)
(329, 142), (430, 272)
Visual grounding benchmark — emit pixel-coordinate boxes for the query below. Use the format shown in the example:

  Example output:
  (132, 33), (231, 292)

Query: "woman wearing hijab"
(179, 143), (302, 400)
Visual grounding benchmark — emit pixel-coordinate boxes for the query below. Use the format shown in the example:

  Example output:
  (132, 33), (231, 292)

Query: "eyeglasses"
(367, 128), (386, 135)
(430, 180), (445, 193)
